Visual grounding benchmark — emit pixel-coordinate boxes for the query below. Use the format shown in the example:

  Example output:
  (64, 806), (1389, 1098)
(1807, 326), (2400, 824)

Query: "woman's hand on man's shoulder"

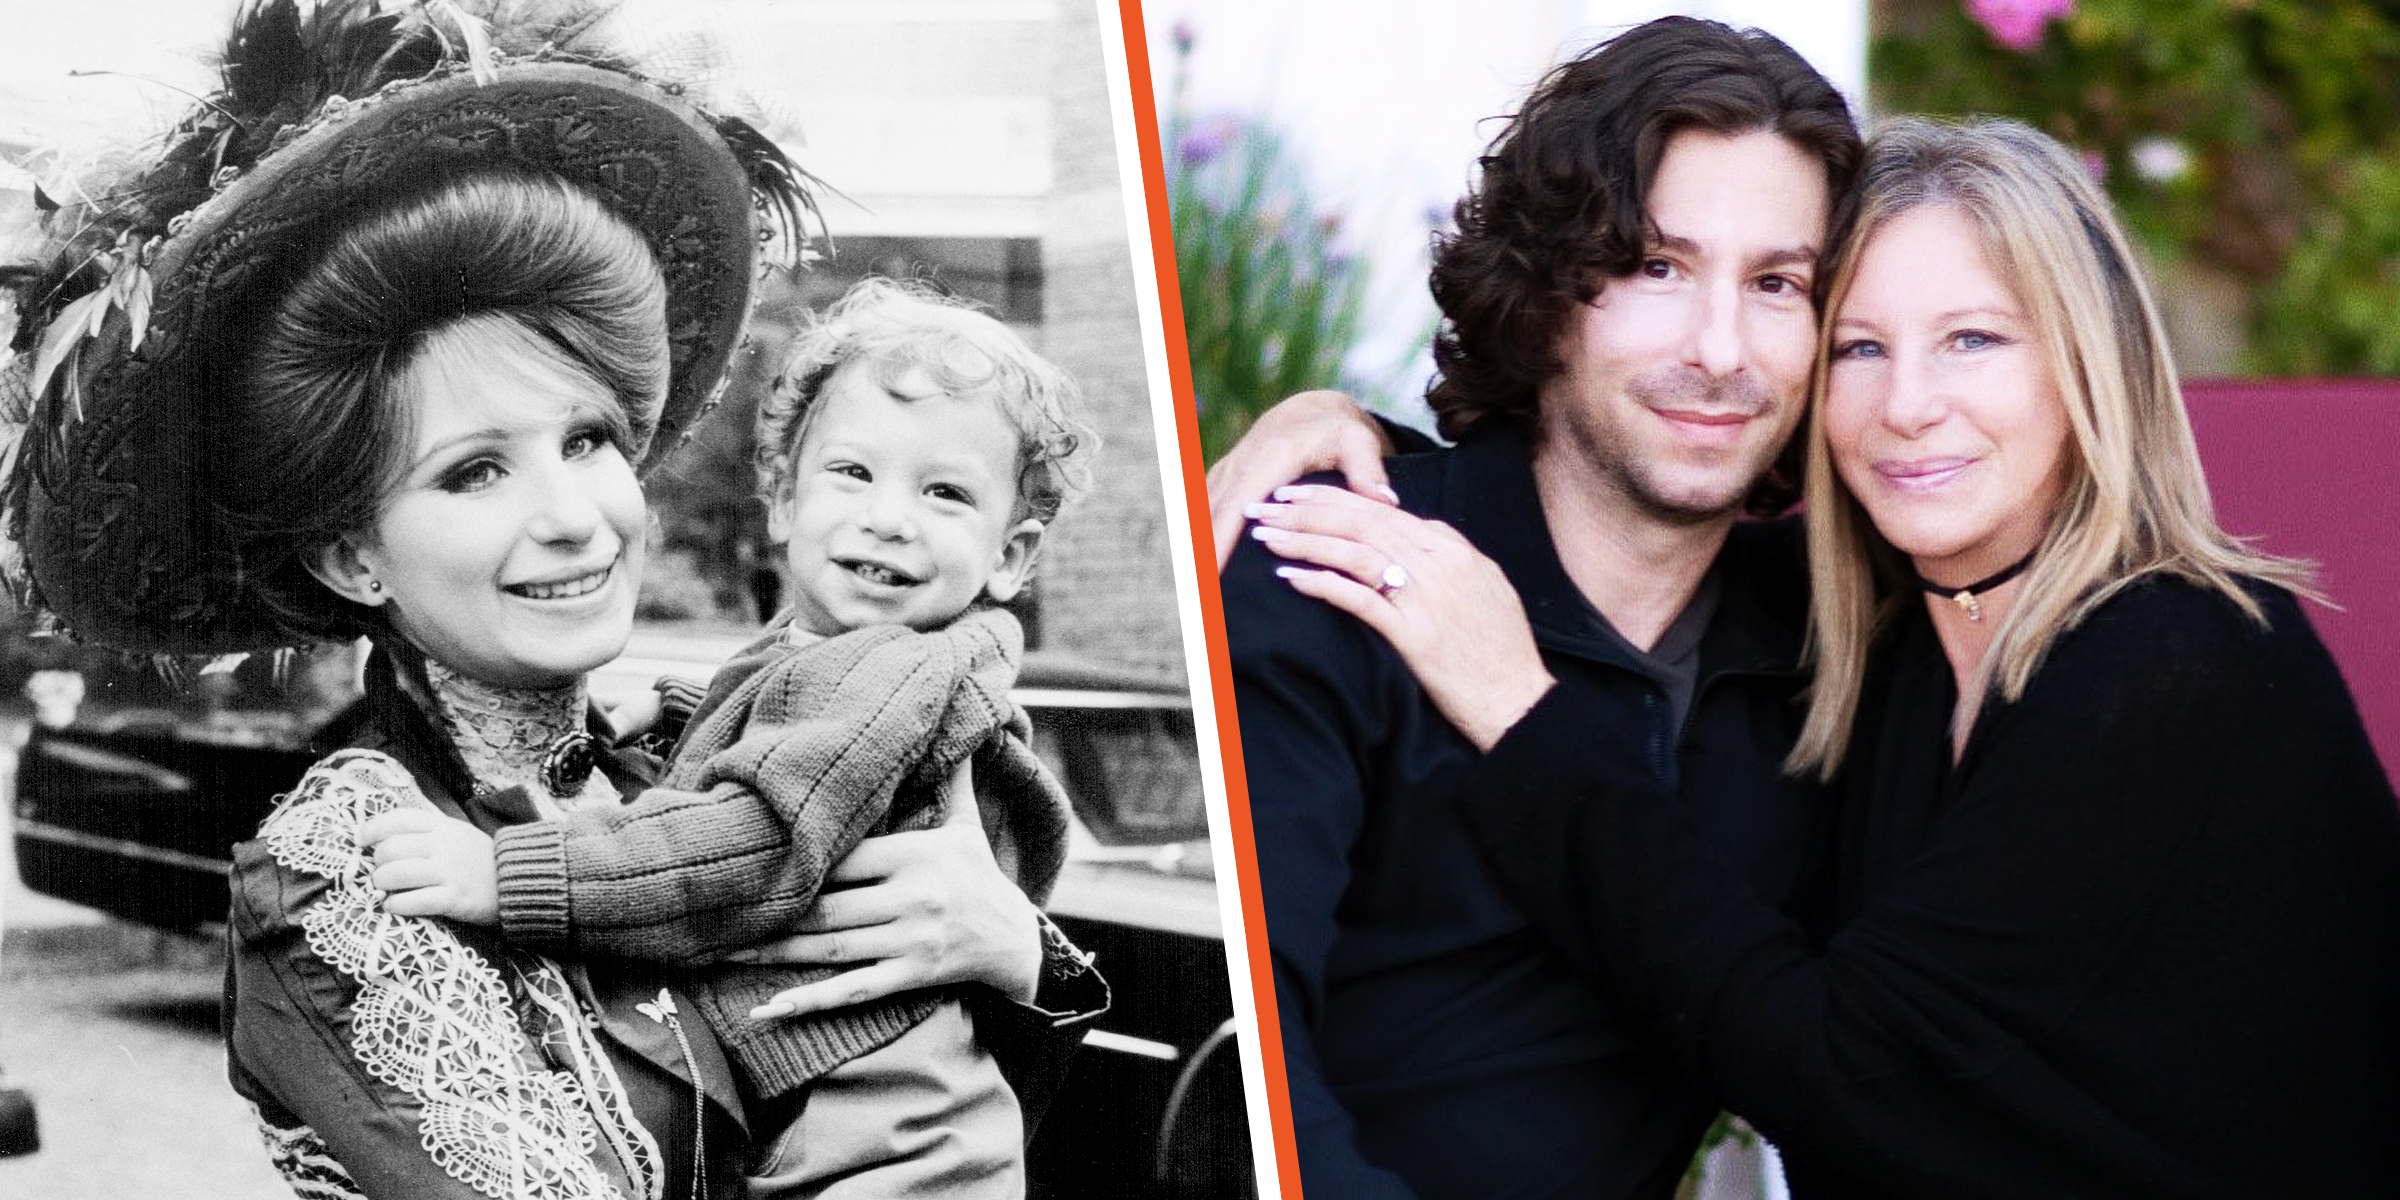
(1207, 390), (1400, 570)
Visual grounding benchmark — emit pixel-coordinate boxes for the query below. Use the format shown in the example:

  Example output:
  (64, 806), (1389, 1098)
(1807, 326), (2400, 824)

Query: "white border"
(1092, 0), (1282, 1194)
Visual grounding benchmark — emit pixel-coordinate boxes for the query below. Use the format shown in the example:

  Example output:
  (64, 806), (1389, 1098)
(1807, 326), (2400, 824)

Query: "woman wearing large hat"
(3, 3), (1096, 1195)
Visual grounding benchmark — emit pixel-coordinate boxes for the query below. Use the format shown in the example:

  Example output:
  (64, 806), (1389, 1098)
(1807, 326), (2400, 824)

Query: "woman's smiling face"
(320, 321), (648, 688)
(1823, 203), (2073, 586)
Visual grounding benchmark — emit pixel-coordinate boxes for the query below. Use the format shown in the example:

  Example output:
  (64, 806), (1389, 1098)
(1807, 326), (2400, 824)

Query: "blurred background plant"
(1874, 0), (2400, 376)
(1165, 23), (1375, 459)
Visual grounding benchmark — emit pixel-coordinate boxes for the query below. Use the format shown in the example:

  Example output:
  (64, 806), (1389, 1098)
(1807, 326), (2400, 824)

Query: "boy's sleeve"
(491, 617), (1022, 964)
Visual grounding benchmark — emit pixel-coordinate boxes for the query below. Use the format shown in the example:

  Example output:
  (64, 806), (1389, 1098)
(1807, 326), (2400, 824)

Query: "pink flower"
(1966, 0), (2072, 51)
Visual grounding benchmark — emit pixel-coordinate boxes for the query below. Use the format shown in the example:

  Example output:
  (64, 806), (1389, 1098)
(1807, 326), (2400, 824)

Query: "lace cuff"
(1020, 912), (1110, 1026)
(250, 1108), (368, 1200)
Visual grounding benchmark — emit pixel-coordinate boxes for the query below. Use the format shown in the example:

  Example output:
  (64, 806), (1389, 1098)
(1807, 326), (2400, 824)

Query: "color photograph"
(1159, 1), (2400, 1197)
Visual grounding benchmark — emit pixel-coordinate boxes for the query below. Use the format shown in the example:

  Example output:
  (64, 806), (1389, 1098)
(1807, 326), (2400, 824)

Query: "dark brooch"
(541, 731), (597, 797)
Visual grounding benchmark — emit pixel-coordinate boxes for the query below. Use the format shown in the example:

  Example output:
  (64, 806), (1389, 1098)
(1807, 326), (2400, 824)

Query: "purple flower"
(1178, 114), (1240, 168)
(1966, 0), (2072, 51)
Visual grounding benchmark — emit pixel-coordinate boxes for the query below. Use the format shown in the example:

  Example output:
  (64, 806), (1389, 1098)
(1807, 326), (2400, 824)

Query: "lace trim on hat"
(262, 749), (663, 1200)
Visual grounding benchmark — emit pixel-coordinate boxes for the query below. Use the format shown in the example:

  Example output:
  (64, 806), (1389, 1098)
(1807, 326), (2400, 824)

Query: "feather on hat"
(0, 0), (822, 656)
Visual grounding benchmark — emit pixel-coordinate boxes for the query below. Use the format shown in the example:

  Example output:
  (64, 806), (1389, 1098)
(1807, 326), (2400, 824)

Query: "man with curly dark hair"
(1212, 17), (1859, 1198)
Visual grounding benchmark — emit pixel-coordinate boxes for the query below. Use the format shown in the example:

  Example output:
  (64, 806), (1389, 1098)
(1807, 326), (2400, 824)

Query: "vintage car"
(6, 625), (1252, 1197)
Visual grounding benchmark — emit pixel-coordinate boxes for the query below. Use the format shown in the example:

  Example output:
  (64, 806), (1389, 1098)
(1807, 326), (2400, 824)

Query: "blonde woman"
(1241, 117), (2400, 1197)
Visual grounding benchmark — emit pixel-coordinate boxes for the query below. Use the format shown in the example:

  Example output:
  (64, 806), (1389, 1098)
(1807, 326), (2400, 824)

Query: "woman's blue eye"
(1954, 330), (2000, 351)
(1832, 339), (1884, 361)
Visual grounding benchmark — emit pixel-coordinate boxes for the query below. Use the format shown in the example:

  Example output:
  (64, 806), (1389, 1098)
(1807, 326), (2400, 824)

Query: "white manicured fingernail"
(1376, 484), (1401, 504)
(1250, 525), (1287, 542)
(1271, 485), (1305, 501)
(1274, 566), (1306, 580)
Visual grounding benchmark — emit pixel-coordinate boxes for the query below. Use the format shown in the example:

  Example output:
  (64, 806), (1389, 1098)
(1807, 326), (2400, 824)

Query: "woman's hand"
(1207, 389), (1400, 569)
(737, 783), (1044, 1020)
(1251, 483), (1554, 751)
(600, 687), (662, 744)
(361, 807), (500, 924)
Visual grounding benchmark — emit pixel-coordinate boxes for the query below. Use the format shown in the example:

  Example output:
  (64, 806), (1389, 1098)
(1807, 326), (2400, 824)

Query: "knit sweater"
(491, 607), (1073, 1099)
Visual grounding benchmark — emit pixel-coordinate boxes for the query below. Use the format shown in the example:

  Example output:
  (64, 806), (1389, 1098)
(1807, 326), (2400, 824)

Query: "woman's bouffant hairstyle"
(1426, 16), (1859, 511)
(757, 276), (1094, 525)
(224, 172), (668, 640)
(1788, 117), (2314, 777)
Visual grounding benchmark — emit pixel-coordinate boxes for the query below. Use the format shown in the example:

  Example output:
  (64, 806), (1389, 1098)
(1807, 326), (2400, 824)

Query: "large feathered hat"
(1, 0), (818, 656)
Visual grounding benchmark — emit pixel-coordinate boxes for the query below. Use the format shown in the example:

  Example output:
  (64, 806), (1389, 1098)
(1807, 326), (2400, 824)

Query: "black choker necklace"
(1917, 548), (2037, 623)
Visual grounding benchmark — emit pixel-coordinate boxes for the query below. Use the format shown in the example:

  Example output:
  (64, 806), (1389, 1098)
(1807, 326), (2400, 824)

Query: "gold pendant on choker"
(1918, 547), (2038, 626)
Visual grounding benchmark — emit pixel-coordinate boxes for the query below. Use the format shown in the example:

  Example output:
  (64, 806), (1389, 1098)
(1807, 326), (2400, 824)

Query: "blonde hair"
(756, 277), (1095, 523)
(1788, 116), (2312, 778)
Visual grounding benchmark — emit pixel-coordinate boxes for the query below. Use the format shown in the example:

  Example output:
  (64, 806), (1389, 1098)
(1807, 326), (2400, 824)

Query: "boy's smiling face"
(773, 356), (1043, 635)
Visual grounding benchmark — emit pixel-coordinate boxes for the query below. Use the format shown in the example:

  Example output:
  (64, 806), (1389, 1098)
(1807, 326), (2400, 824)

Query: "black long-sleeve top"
(1464, 574), (2400, 1198)
(1223, 430), (1827, 1199)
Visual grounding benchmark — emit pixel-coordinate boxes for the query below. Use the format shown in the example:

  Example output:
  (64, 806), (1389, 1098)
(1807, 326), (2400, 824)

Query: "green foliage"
(1165, 51), (1369, 460)
(2250, 151), (2400, 375)
(1873, 0), (2400, 375)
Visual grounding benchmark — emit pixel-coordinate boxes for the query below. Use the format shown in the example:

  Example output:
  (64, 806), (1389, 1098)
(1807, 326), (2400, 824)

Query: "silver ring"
(1377, 563), (1409, 598)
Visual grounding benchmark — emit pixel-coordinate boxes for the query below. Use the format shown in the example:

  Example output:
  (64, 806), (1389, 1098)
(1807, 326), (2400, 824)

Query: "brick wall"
(1032, 2), (1187, 684)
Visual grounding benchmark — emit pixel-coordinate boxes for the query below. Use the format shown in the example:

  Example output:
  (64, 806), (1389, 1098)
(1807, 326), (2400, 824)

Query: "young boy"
(374, 277), (1101, 1196)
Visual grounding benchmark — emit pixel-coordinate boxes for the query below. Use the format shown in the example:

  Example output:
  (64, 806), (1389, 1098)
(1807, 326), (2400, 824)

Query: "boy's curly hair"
(757, 277), (1095, 523)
